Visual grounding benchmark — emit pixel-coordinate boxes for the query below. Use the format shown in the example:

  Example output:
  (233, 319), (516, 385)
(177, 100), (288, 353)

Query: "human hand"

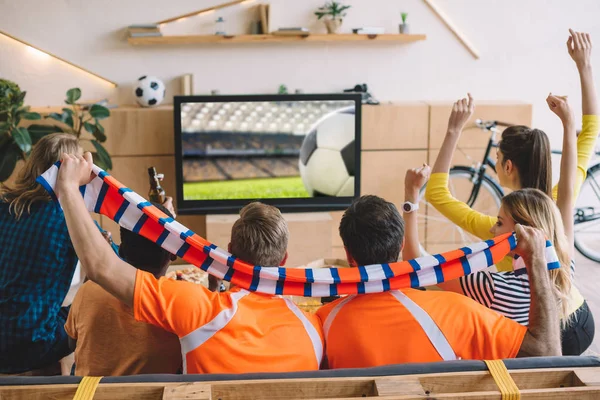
(405, 164), (431, 198)
(56, 152), (94, 194)
(447, 93), (475, 135)
(567, 29), (592, 69)
(162, 196), (177, 219)
(546, 93), (574, 126)
(514, 224), (546, 264)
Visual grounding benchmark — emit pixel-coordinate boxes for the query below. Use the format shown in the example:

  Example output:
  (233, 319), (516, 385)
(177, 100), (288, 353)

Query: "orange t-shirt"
(134, 269), (324, 374)
(65, 281), (182, 376)
(316, 289), (527, 369)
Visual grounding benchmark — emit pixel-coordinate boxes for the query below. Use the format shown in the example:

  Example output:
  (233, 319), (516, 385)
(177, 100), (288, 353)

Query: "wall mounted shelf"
(127, 33), (426, 46)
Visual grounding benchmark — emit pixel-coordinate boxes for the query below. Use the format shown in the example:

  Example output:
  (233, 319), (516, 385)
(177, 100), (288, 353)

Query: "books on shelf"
(127, 24), (162, 37)
(273, 28), (310, 36)
(129, 32), (163, 37)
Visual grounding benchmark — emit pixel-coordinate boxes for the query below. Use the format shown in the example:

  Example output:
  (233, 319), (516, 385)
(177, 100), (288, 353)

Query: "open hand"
(514, 224), (546, 263)
(56, 152), (94, 194)
(546, 93), (574, 125)
(405, 164), (431, 194)
(568, 29), (592, 69)
(447, 93), (475, 135)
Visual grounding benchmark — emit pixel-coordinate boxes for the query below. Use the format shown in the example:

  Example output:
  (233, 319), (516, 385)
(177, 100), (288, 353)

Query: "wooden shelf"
(127, 33), (426, 45)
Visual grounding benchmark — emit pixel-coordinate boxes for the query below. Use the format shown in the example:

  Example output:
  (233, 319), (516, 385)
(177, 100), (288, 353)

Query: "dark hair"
(499, 126), (552, 196)
(230, 202), (288, 266)
(119, 203), (175, 276)
(339, 195), (405, 266)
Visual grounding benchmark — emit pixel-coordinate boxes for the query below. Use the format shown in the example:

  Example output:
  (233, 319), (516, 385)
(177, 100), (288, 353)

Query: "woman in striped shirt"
(422, 31), (596, 355)
(440, 90), (594, 355)
(436, 91), (594, 355)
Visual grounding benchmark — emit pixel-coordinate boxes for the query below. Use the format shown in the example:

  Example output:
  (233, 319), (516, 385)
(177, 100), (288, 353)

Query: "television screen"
(174, 94), (361, 214)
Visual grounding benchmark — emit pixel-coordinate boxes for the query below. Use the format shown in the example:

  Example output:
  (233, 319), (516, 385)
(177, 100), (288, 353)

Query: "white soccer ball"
(134, 76), (166, 108)
(299, 108), (355, 197)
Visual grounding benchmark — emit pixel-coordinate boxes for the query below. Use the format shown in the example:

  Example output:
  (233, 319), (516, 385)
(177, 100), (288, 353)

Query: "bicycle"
(418, 119), (600, 262)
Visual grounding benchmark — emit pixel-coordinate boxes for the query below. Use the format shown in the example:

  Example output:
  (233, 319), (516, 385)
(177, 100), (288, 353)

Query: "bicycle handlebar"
(474, 119), (515, 130)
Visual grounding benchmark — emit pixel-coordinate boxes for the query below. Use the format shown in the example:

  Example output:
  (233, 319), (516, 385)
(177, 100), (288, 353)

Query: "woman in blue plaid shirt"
(0, 133), (80, 374)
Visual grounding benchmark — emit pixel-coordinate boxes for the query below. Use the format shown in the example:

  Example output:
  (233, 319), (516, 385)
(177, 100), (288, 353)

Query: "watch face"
(403, 203), (411, 212)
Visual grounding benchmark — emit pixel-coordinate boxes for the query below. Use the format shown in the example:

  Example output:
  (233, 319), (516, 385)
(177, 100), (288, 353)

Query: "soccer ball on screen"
(299, 108), (355, 197)
(134, 76), (165, 107)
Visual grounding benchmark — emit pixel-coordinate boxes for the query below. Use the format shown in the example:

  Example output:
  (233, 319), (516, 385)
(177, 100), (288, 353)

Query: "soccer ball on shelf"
(299, 108), (355, 197)
(134, 76), (165, 107)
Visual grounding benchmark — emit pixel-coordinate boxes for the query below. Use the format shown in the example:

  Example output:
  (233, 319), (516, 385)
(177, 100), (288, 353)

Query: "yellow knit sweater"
(425, 115), (599, 272)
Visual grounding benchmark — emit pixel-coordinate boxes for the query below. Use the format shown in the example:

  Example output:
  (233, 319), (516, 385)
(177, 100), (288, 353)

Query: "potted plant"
(0, 83), (112, 182)
(45, 88), (112, 171)
(399, 12), (409, 34)
(315, 1), (351, 34)
(0, 79), (42, 181)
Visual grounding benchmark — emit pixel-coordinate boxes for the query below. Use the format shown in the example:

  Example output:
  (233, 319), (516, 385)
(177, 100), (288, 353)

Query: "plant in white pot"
(399, 12), (409, 34)
(315, 1), (351, 34)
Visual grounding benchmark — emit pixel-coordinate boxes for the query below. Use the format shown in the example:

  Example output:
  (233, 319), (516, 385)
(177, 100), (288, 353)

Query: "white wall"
(1, 0), (600, 147)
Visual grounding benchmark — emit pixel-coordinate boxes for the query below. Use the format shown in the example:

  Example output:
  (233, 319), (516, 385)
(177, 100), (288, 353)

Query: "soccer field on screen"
(183, 176), (311, 200)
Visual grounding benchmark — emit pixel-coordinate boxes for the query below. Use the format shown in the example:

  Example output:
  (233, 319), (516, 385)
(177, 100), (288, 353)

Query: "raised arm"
(571, 30), (598, 118)
(515, 224), (562, 357)
(431, 94), (474, 175)
(553, 30), (599, 200)
(56, 153), (136, 307)
(547, 94), (576, 257)
(402, 164), (431, 261)
(426, 95), (497, 240)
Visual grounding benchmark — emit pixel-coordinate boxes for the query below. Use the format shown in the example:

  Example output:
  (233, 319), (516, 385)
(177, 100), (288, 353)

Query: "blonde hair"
(0, 133), (80, 219)
(502, 188), (572, 322)
(230, 202), (288, 266)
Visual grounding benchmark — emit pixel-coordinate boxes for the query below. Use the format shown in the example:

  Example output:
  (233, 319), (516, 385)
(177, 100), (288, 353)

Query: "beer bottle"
(148, 166), (166, 204)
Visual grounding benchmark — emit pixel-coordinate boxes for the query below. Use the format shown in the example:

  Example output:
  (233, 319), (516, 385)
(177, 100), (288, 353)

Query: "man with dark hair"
(65, 203), (182, 376)
(338, 195), (405, 267)
(317, 181), (561, 368)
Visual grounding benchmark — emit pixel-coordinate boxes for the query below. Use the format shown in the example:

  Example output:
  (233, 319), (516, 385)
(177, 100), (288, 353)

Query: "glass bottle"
(148, 166), (166, 204)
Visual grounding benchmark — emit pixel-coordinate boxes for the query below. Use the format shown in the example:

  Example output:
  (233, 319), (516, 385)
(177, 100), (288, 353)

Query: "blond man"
(54, 155), (323, 374)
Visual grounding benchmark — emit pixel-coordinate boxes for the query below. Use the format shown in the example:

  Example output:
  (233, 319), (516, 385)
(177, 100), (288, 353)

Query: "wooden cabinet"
(21, 101), (531, 264)
(428, 102), (533, 149)
(361, 103), (429, 150)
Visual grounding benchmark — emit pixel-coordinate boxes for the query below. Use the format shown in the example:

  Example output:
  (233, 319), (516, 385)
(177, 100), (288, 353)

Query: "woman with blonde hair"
(481, 188), (594, 355)
(0, 133), (81, 373)
(411, 92), (594, 355)
(421, 93), (594, 355)
(426, 29), (597, 274)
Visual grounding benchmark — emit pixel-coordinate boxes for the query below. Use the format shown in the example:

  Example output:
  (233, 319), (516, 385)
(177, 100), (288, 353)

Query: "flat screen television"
(174, 94), (362, 214)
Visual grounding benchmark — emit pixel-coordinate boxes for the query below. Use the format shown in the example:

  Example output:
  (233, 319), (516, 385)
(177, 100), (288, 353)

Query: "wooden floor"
(574, 253), (600, 355)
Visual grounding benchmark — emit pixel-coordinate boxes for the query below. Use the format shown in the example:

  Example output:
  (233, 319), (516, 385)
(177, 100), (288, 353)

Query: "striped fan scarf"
(37, 163), (560, 297)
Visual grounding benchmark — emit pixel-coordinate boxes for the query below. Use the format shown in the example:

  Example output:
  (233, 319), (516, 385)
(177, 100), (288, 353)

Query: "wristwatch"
(402, 201), (419, 213)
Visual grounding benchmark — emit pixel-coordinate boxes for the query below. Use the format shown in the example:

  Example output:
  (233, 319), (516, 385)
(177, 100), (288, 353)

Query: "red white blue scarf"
(38, 163), (559, 296)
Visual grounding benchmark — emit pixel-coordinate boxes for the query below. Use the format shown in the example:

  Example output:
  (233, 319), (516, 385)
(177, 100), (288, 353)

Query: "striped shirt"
(459, 260), (575, 325)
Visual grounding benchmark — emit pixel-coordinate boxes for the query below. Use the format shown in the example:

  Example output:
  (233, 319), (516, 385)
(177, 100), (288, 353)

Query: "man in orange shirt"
(318, 170), (561, 368)
(54, 153), (323, 374)
(65, 203), (182, 376)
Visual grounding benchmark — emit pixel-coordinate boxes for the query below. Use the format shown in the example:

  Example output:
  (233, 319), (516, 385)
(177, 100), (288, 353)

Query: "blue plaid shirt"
(0, 200), (77, 364)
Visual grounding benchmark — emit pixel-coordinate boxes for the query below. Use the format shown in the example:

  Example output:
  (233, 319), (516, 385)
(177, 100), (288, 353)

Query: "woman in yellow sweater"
(426, 29), (598, 270)
(426, 30), (597, 354)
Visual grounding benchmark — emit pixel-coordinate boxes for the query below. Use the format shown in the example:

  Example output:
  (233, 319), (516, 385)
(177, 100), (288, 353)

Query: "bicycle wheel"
(418, 166), (504, 255)
(574, 163), (600, 262)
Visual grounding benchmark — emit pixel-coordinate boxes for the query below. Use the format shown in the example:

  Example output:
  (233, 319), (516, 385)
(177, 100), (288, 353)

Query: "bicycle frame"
(464, 124), (503, 207)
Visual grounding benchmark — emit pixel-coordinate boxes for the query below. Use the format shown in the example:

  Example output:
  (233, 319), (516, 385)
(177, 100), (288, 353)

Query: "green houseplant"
(315, 1), (351, 34)
(0, 83), (112, 182)
(399, 12), (409, 34)
(0, 79), (42, 181)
